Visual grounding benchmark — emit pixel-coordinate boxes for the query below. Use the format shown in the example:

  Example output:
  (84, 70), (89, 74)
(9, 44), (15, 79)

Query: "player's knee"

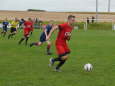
(47, 41), (51, 45)
(62, 55), (68, 60)
(48, 42), (51, 46)
(39, 42), (42, 45)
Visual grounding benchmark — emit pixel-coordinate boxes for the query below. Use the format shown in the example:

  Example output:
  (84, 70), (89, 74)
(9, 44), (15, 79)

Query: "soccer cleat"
(30, 43), (34, 47)
(49, 58), (54, 67)
(54, 68), (62, 72)
(47, 52), (52, 55)
(18, 42), (21, 45)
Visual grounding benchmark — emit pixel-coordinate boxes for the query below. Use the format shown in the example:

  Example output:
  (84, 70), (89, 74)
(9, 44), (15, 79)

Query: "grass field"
(0, 28), (115, 86)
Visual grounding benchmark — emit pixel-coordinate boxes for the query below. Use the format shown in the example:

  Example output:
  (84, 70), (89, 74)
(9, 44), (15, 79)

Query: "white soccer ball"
(84, 63), (93, 71)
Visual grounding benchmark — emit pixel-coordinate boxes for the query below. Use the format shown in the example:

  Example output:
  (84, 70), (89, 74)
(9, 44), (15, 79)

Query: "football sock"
(11, 33), (15, 37)
(47, 44), (51, 53)
(19, 38), (25, 44)
(8, 33), (15, 39)
(25, 37), (29, 45)
(53, 57), (62, 62)
(8, 34), (11, 39)
(56, 60), (66, 70)
(31, 32), (33, 35)
(34, 42), (39, 46)
(3, 32), (6, 37)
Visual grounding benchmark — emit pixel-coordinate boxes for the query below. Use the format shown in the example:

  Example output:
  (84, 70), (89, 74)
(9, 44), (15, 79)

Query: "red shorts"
(56, 42), (70, 55)
(30, 28), (34, 32)
(24, 28), (31, 37)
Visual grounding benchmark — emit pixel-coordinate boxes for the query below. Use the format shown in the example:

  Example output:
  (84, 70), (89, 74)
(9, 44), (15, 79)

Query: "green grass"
(0, 28), (115, 86)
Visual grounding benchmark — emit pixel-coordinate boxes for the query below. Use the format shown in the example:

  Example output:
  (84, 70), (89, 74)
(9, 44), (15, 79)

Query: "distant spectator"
(38, 20), (43, 29)
(92, 16), (95, 23)
(35, 18), (39, 24)
(87, 17), (90, 24)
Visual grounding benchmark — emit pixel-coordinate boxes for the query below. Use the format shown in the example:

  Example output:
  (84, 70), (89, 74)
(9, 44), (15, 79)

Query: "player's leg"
(1, 28), (4, 35)
(55, 53), (70, 72)
(50, 53), (69, 71)
(30, 31), (33, 35)
(18, 36), (25, 45)
(46, 40), (52, 55)
(25, 34), (30, 45)
(30, 34), (44, 47)
(49, 44), (70, 72)
(30, 41), (42, 47)
(1, 31), (4, 37)
(49, 44), (65, 66)
(11, 30), (17, 37)
(8, 33), (14, 39)
(3, 28), (7, 37)
(1, 28), (5, 37)
(3, 31), (6, 37)
(8, 28), (13, 39)
(8, 28), (16, 39)
(55, 43), (71, 71)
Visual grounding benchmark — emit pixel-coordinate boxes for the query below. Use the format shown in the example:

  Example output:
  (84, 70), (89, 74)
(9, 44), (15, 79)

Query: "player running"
(47, 15), (76, 72)
(30, 21), (53, 55)
(18, 18), (34, 45)
(1, 18), (9, 37)
(8, 18), (19, 39)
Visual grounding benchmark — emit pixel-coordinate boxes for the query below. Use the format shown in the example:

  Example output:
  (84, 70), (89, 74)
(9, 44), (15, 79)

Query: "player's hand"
(65, 32), (71, 41)
(66, 36), (71, 41)
(46, 36), (50, 41)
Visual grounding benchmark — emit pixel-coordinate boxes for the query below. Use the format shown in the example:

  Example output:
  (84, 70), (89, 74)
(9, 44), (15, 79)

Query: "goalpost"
(84, 19), (115, 31)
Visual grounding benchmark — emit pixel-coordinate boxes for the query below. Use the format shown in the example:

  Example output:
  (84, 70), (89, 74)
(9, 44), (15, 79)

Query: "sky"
(0, 0), (115, 12)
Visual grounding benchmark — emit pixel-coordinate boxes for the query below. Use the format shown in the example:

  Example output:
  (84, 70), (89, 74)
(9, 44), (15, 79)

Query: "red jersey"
(24, 21), (33, 30)
(56, 23), (73, 44)
(24, 21), (33, 35)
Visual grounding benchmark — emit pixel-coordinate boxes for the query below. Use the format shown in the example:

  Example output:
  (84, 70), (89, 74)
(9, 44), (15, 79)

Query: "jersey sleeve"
(58, 24), (65, 30)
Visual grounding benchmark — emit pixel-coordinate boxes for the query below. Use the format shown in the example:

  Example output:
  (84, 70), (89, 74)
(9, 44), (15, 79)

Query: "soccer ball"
(84, 63), (93, 71)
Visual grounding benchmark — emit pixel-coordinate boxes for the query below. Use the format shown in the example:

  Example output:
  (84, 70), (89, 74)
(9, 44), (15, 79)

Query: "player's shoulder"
(46, 24), (52, 28)
(58, 22), (68, 29)
(24, 21), (28, 23)
(59, 22), (68, 27)
(24, 21), (29, 24)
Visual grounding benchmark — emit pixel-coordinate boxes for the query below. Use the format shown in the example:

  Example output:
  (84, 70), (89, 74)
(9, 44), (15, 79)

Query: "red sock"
(47, 44), (51, 50)
(34, 42), (39, 46)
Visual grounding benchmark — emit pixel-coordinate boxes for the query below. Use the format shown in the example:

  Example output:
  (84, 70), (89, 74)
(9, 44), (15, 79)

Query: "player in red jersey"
(18, 18), (33, 45)
(47, 15), (76, 72)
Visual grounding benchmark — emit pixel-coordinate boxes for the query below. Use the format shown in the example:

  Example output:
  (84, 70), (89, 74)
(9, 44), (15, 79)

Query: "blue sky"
(0, 0), (115, 12)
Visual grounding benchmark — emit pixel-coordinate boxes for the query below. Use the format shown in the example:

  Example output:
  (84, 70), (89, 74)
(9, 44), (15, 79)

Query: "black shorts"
(11, 27), (16, 33)
(3, 27), (8, 32)
(39, 34), (46, 43)
(59, 52), (70, 58)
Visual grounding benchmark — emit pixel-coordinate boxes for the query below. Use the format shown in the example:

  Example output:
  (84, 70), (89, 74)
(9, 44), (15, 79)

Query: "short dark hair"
(68, 15), (75, 20)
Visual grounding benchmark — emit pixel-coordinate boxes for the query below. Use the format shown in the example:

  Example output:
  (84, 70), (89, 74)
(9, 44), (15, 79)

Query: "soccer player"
(18, 18), (33, 45)
(47, 15), (76, 72)
(8, 18), (19, 39)
(30, 21), (53, 55)
(19, 19), (25, 29)
(1, 18), (9, 37)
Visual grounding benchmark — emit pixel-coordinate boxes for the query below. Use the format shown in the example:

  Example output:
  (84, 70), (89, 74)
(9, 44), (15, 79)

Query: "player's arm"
(16, 24), (19, 29)
(42, 25), (47, 37)
(46, 25), (58, 40)
(31, 23), (34, 32)
(44, 29), (47, 37)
